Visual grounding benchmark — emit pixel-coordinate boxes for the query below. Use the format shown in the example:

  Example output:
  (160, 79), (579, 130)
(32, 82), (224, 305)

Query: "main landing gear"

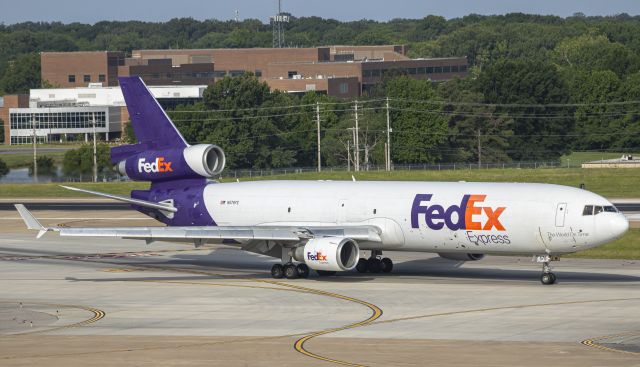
(271, 263), (309, 280)
(535, 255), (557, 285)
(356, 250), (393, 274)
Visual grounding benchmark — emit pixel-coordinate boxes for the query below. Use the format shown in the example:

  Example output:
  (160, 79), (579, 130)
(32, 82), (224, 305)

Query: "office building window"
(363, 70), (372, 77)
(460, 65), (468, 72)
(229, 70), (245, 77)
(84, 75), (91, 83)
(254, 70), (262, 77)
(426, 67), (434, 74)
(408, 68), (417, 75)
(288, 71), (298, 78)
(434, 66), (443, 73)
(443, 66), (451, 73)
(98, 74), (106, 82)
(10, 111), (107, 132)
(213, 71), (226, 78)
(68, 75), (76, 83)
(339, 83), (349, 94)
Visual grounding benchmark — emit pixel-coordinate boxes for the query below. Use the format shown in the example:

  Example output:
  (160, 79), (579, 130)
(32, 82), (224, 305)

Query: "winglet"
(14, 204), (50, 238)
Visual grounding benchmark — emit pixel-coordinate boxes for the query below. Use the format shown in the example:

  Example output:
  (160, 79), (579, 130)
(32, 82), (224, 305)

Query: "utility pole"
(354, 100), (360, 172)
(32, 114), (37, 183)
(316, 101), (321, 172)
(347, 140), (351, 172)
(92, 112), (98, 182)
(477, 129), (482, 168)
(386, 97), (391, 171)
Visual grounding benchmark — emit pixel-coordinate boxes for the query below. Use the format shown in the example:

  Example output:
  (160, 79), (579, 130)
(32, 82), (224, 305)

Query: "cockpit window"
(583, 204), (618, 215)
(604, 206), (618, 213)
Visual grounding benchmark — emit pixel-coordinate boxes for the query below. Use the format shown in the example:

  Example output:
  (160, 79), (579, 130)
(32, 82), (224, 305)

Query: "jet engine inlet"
(183, 144), (226, 177)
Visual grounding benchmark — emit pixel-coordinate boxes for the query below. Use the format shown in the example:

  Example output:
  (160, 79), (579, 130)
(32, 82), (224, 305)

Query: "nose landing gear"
(535, 255), (558, 285)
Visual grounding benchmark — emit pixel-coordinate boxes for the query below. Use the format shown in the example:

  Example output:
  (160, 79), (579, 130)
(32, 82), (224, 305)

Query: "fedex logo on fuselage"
(138, 157), (173, 173)
(411, 194), (506, 231)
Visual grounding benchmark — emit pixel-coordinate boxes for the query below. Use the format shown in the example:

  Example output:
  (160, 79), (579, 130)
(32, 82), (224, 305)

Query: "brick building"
(41, 46), (468, 98)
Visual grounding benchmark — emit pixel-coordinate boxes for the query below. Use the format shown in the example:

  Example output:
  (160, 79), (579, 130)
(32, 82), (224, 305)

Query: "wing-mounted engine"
(115, 144), (225, 182)
(438, 252), (485, 261)
(292, 237), (360, 272)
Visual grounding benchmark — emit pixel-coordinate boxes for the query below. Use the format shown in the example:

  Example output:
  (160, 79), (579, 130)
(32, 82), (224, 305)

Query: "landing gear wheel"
(541, 273), (556, 285)
(317, 270), (336, 277)
(356, 258), (368, 273)
(296, 263), (310, 278)
(271, 264), (284, 279)
(284, 264), (299, 279)
(368, 257), (383, 273)
(381, 258), (393, 273)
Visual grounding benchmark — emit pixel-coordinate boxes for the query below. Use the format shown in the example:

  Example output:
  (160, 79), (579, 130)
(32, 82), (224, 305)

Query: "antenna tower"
(270, 0), (289, 48)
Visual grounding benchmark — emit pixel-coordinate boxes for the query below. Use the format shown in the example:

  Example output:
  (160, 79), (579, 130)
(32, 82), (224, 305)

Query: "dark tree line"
(2, 13), (640, 166)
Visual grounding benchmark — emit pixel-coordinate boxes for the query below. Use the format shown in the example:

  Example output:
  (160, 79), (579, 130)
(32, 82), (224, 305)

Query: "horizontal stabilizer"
(14, 204), (50, 238)
(59, 185), (177, 213)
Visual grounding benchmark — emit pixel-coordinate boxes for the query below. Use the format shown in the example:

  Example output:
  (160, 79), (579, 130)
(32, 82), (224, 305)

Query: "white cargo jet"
(15, 77), (629, 285)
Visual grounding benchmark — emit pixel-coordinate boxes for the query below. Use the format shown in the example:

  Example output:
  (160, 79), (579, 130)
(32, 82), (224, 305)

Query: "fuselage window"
(594, 206), (604, 215)
(582, 205), (593, 216)
(604, 206), (618, 213)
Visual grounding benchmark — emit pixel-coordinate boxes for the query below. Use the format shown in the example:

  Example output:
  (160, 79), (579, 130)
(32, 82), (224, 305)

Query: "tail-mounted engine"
(293, 237), (360, 272)
(116, 144), (225, 182)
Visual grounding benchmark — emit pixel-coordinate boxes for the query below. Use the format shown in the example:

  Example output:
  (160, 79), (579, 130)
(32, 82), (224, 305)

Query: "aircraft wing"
(14, 204), (382, 244)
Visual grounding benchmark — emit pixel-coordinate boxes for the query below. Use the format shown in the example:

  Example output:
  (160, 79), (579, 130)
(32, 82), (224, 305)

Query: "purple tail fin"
(118, 76), (188, 150)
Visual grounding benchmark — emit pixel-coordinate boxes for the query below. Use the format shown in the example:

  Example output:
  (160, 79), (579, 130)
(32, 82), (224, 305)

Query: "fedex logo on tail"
(138, 157), (173, 173)
(411, 194), (506, 231)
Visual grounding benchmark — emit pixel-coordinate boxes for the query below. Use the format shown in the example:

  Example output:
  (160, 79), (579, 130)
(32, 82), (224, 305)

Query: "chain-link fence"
(1, 160), (575, 183)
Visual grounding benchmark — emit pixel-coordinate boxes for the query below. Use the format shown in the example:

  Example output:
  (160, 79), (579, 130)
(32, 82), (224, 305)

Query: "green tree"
(122, 121), (136, 144)
(62, 144), (112, 179)
(0, 53), (41, 94)
(553, 34), (640, 77)
(478, 59), (573, 161)
(197, 73), (304, 169)
(438, 78), (513, 163)
(0, 157), (8, 178)
(29, 155), (56, 176)
(565, 69), (624, 150)
(384, 76), (448, 164)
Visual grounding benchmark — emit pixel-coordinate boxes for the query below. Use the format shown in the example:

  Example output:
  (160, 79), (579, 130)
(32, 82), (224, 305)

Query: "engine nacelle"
(438, 253), (485, 261)
(117, 144), (225, 181)
(182, 144), (226, 177)
(293, 237), (360, 272)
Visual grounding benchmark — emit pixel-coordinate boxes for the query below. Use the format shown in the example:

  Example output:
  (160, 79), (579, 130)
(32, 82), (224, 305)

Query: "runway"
(0, 208), (639, 366)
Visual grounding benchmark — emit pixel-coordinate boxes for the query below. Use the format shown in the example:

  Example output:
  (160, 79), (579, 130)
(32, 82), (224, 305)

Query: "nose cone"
(610, 214), (629, 239)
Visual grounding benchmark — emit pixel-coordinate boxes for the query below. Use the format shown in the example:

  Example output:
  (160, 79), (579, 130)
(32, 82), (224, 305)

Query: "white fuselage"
(201, 180), (628, 256)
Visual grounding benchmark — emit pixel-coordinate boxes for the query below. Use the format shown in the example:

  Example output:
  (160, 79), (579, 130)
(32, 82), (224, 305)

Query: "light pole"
(32, 114), (37, 183)
(92, 112), (97, 182)
(316, 101), (321, 172)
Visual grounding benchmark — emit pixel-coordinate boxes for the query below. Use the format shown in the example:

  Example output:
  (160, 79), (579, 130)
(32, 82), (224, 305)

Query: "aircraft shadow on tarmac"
(3, 245), (636, 284)
(61, 248), (640, 284)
